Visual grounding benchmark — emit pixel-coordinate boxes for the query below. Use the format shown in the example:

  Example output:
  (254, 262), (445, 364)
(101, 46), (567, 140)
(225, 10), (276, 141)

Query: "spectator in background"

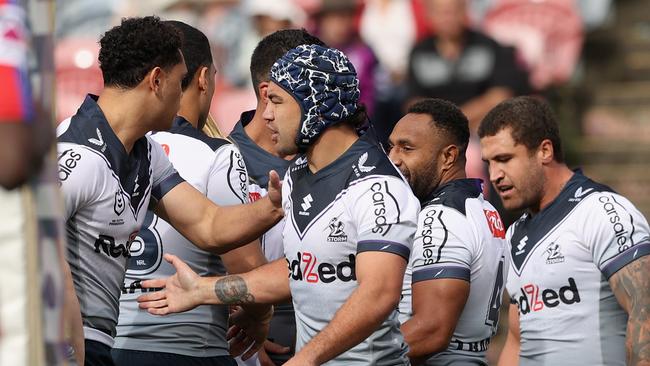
(406, 0), (527, 190)
(359, 0), (419, 146)
(228, 0), (306, 88)
(313, 0), (377, 115)
(407, 0), (524, 129)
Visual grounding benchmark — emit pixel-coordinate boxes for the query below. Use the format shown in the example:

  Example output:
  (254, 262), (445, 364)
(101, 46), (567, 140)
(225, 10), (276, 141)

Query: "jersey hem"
(357, 240), (410, 260)
(601, 242), (650, 279)
(152, 172), (184, 200)
(412, 265), (470, 283)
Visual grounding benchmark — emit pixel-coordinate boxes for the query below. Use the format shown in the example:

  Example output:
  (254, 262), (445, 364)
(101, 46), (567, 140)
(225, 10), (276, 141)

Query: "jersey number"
(485, 255), (506, 330)
(125, 211), (163, 277)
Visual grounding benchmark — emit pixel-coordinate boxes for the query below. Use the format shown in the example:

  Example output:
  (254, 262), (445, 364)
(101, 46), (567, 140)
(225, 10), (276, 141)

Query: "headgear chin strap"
(270, 44), (360, 151)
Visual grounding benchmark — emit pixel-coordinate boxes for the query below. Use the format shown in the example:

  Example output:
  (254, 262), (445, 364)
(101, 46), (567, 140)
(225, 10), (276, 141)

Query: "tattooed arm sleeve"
(610, 255), (650, 366)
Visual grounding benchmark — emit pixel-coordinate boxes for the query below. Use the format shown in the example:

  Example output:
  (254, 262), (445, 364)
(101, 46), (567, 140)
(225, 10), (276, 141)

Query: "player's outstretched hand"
(259, 340), (291, 366)
(137, 253), (202, 315)
(227, 305), (273, 360)
(267, 170), (283, 210)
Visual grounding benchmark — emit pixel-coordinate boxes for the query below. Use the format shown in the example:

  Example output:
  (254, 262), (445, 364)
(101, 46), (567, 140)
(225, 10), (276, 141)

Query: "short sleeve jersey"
(283, 134), (420, 365)
(506, 172), (650, 366)
(229, 112), (291, 261)
(56, 95), (184, 346)
(114, 116), (249, 357)
(399, 179), (509, 365)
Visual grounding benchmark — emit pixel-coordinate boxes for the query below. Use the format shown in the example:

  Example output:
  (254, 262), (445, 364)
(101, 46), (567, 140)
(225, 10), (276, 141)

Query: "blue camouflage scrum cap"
(270, 44), (360, 150)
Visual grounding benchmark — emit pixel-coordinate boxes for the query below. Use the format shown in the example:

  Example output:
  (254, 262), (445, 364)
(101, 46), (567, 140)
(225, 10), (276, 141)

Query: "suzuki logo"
(515, 236), (528, 256)
(301, 194), (313, 211)
(299, 194), (313, 216)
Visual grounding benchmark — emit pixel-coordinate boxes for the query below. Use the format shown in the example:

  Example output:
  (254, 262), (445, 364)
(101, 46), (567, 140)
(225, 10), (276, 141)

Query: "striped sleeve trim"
(152, 172), (184, 200)
(601, 242), (650, 279)
(357, 240), (410, 260)
(412, 265), (470, 283)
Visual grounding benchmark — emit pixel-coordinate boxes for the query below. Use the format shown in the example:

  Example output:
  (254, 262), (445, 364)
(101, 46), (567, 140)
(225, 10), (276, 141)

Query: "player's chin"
(500, 196), (526, 211)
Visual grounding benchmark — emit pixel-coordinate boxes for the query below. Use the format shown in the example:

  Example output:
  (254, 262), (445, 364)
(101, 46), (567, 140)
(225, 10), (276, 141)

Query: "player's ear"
(538, 139), (554, 164)
(259, 81), (269, 101)
(148, 67), (163, 94)
(441, 144), (460, 170)
(198, 66), (209, 92)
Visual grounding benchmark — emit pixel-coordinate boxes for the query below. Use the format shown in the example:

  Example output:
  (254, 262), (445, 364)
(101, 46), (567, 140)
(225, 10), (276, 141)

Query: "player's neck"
(536, 163), (575, 213)
(177, 91), (201, 129)
(244, 108), (286, 158)
(306, 123), (358, 173)
(439, 165), (467, 187)
(97, 88), (152, 153)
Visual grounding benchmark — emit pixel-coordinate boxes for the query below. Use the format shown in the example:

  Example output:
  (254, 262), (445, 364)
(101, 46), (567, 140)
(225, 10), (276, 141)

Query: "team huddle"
(57, 16), (650, 366)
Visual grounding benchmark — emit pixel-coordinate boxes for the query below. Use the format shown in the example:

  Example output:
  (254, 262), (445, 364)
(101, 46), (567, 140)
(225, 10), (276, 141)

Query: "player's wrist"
(244, 304), (274, 324)
(261, 195), (284, 221)
(199, 276), (219, 305)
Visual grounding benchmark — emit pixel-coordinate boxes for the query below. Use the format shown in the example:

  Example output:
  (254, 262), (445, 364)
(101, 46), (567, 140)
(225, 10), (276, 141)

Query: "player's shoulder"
(166, 116), (231, 153)
(344, 134), (405, 189)
(56, 143), (105, 187)
(288, 133), (405, 187)
(421, 178), (484, 216)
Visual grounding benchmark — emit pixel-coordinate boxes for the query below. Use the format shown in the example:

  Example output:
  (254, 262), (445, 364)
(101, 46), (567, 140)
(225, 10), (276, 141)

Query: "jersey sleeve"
(148, 136), (184, 201)
(582, 192), (650, 279)
(410, 205), (475, 283)
(57, 144), (100, 220)
(206, 144), (250, 206)
(348, 176), (419, 261)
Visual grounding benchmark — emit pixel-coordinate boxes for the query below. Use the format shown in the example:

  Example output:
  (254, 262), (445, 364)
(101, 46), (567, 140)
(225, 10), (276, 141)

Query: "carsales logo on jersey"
(516, 278), (581, 315)
(287, 252), (356, 283)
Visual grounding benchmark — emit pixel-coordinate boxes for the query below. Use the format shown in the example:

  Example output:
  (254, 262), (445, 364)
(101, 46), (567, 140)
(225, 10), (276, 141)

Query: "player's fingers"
(268, 170), (280, 188)
(138, 299), (167, 310)
(264, 339), (290, 354)
(146, 306), (169, 316)
(229, 331), (250, 357)
(140, 278), (166, 289)
(237, 336), (255, 359)
(226, 324), (242, 340)
(136, 289), (166, 303)
(258, 348), (275, 366)
(164, 253), (189, 271)
(242, 338), (264, 361)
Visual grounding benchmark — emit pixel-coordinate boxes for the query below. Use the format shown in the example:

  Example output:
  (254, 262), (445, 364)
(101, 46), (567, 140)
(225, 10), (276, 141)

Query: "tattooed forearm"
(610, 255), (650, 366)
(214, 275), (255, 304)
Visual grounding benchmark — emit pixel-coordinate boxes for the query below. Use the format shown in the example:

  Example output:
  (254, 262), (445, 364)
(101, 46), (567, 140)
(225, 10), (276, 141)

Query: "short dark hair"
(478, 96), (564, 162)
(250, 29), (326, 98)
(165, 20), (213, 91)
(408, 98), (470, 155)
(99, 16), (183, 88)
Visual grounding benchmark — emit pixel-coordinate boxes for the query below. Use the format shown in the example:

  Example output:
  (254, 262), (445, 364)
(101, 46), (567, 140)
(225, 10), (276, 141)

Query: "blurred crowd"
(55, 0), (612, 134)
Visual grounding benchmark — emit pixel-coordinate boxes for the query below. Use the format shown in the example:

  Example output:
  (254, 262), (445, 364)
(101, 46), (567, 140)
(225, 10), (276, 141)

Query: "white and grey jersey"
(283, 134), (420, 365)
(506, 172), (650, 366)
(399, 179), (509, 365)
(229, 115), (291, 261)
(56, 95), (184, 346)
(114, 116), (249, 357)
(230, 113), (296, 363)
